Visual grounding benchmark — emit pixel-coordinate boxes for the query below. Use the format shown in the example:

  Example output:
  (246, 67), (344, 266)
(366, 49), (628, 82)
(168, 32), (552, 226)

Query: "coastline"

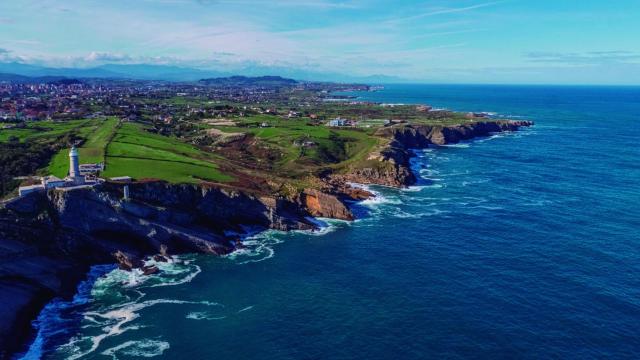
(1, 119), (533, 358)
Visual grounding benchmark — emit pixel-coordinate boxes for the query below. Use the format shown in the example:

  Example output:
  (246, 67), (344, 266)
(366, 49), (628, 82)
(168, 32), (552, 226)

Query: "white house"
(328, 118), (348, 127)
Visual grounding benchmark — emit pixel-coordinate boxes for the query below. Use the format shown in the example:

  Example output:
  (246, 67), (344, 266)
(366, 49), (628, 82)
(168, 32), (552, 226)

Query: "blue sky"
(1, 0), (639, 84)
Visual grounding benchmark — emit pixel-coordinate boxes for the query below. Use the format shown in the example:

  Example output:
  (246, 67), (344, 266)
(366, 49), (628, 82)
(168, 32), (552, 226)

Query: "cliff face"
(340, 120), (533, 187)
(301, 189), (354, 220)
(0, 119), (532, 357)
(376, 120), (533, 146)
(337, 140), (417, 187)
(47, 182), (317, 256)
(0, 194), (95, 360)
(0, 181), (354, 357)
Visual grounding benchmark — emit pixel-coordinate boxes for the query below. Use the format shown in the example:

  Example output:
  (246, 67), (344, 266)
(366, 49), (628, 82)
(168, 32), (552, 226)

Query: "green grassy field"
(209, 115), (380, 175)
(79, 117), (118, 163)
(102, 123), (232, 183)
(0, 120), (94, 143)
(47, 118), (118, 177)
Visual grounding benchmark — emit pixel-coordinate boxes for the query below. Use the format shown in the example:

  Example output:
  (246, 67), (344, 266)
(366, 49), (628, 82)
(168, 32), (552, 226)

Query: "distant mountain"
(0, 61), (406, 83)
(0, 62), (121, 78)
(94, 64), (229, 81)
(0, 72), (69, 84)
(0, 62), (229, 81)
(199, 75), (298, 87)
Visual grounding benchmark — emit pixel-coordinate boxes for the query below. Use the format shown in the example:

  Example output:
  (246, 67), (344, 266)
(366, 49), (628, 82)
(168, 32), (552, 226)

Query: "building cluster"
(0, 76), (377, 129)
(18, 146), (103, 196)
(328, 117), (357, 127)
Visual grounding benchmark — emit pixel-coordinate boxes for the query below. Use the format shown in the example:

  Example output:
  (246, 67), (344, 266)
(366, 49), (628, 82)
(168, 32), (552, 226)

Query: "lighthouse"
(68, 146), (83, 183)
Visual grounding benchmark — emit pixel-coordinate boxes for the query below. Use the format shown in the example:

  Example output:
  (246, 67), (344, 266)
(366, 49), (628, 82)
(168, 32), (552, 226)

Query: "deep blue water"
(23, 85), (640, 359)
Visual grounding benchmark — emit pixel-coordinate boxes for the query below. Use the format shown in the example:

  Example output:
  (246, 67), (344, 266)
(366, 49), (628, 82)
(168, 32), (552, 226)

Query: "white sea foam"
(237, 305), (254, 313)
(58, 298), (222, 359)
(360, 192), (402, 207)
(44, 255), (222, 359)
(418, 169), (434, 175)
(186, 312), (227, 321)
(18, 264), (116, 360)
(401, 185), (428, 192)
(475, 133), (506, 143)
(225, 229), (285, 264)
(89, 256), (203, 295)
(392, 208), (450, 219)
(346, 183), (402, 207)
(438, 143), (470, 148)
(401, 183), (443, 192)
(461, 178), (490, 187)
(101, 339), (170, 358)
(466, 204), (504, 211)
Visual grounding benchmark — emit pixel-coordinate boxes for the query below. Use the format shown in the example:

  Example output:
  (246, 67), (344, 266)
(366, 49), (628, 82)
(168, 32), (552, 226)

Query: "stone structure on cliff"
(18, 146), (104, 197)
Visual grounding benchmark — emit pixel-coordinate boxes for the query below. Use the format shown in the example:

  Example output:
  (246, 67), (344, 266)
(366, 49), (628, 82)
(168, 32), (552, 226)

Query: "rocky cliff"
(338, 120), (533, 187)
(0, 119), (532, 357)
(0, 181), (357, 357)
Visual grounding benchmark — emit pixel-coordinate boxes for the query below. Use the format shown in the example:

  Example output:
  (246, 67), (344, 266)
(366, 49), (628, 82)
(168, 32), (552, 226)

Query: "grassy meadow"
(206, 115), (381, 176)
(102, 123), (232, 183)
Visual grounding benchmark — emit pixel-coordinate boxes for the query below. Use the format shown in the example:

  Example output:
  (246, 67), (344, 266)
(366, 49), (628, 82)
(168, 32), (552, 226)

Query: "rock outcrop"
(340, 120), (533, 187)
(0, 181), (337, 357)
(375, 120), (533, 146)
(0, 119), (532, 357)
(301, 189), (354, 220)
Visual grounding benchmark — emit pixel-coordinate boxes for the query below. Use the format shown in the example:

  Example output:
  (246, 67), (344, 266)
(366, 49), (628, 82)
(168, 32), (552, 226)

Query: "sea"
(19, 84), (640, 359)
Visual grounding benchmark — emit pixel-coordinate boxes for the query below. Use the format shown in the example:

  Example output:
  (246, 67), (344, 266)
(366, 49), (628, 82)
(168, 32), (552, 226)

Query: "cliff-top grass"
(6, 102), (480, 188)
(103, 123), (233, 183)
(0, 119), (95, 143)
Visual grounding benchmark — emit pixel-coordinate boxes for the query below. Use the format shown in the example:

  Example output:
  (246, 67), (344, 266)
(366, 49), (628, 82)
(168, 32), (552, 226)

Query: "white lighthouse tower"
(68, 146), (83, 184)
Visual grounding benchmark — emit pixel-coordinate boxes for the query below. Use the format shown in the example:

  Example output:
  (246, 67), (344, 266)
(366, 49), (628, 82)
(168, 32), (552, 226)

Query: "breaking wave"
(101, 339), (170, 359)
(25, 255), (218, 359)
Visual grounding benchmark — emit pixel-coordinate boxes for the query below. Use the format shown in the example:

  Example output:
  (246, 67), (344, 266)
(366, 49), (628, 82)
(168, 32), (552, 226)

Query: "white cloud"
(526, 51), (640, 65)
(386, 1), (505, 24)
(85, 52), (133, 62)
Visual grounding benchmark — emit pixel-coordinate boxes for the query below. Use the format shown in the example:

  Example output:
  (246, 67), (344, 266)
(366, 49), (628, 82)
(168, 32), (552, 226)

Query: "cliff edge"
(0, 181), (353, 357)
(337, 120), (533, 187)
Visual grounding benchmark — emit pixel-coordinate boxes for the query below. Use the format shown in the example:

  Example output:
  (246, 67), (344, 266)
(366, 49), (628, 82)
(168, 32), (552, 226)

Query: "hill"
(198, 75), (298, 87)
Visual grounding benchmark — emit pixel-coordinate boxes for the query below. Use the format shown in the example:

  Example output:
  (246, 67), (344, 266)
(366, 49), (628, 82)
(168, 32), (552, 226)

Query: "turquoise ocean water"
(22, 84), (640, 359)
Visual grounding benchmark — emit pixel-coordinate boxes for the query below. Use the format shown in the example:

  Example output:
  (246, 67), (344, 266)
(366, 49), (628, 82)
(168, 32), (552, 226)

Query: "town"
(0, 75), (494, 200)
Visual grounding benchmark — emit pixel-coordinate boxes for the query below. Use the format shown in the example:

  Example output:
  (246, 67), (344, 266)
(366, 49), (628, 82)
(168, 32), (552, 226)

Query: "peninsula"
(0, 76), (532, 357)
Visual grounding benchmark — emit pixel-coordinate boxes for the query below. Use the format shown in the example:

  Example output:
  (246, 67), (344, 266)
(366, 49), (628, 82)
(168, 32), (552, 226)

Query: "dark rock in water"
(318, 177), (374, 202)
(113, 251), (144, 271)
(159, 244), (172, 260)
(153, 254), (169, 263)
(142, 265), (160, 276)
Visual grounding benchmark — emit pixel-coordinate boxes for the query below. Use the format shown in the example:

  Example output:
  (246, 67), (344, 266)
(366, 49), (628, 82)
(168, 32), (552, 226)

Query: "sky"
(0, 0), (639, 84)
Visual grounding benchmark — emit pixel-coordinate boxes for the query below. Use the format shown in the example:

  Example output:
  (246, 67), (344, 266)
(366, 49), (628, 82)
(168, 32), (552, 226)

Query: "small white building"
(42, 175), (65, 189)
(79, 163), (104, 175)
(328, 118), (348, 127)
(18, 184), (45, 197)
(18, 146), (99, 197)
(110, 176), (132, 183)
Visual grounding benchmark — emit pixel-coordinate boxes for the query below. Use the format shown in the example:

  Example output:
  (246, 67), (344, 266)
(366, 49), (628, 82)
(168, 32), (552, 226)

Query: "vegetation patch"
(47, 117), (118, 177)
(103, 123), (233, 183)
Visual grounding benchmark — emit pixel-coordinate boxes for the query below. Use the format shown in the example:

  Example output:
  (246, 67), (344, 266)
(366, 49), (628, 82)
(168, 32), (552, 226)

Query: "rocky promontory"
(338, 120), (533, 187)
(0, 119), (532, 358)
